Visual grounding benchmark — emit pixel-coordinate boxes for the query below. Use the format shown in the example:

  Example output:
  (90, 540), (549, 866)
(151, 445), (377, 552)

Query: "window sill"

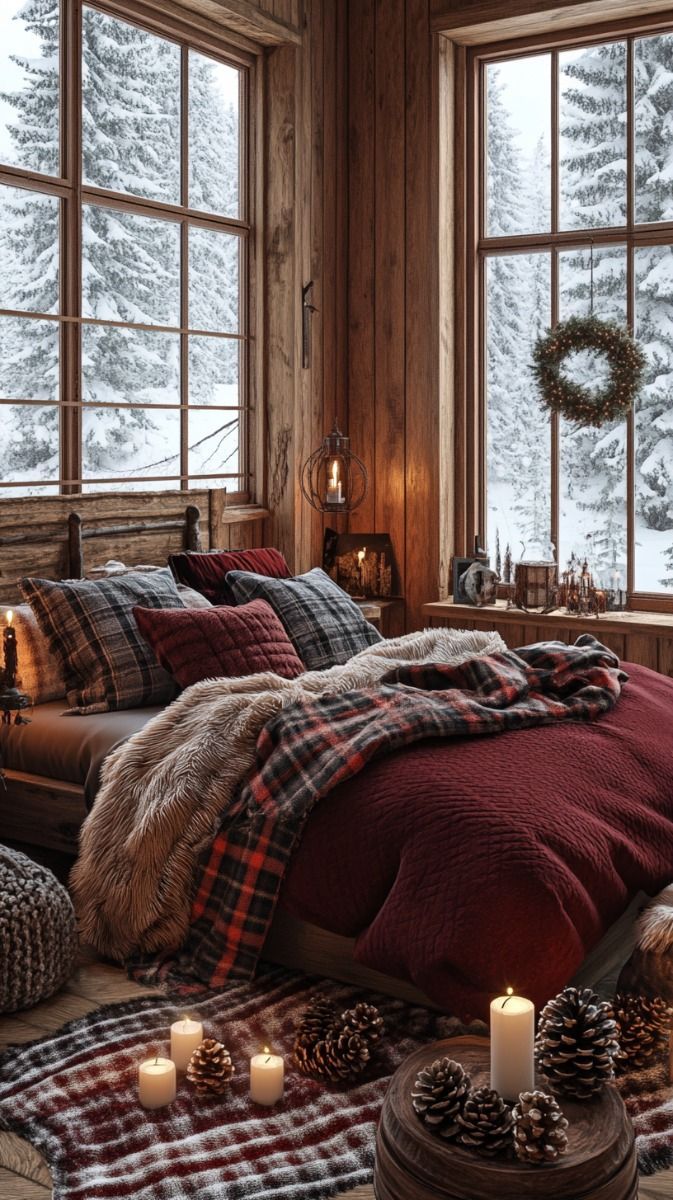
(422, 598), (673, 637)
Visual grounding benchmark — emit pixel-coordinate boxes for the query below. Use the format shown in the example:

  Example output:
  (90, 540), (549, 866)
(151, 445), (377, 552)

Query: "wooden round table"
(374, 1036), (638, 1200)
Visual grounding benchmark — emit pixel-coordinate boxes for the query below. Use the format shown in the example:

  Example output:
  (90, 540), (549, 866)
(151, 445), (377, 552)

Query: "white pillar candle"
(138, 1056), (176, 1109)
(250, 1046), (284, 1106)
(490, 987), (535, 1102)
(170, 1016), (204, 1072)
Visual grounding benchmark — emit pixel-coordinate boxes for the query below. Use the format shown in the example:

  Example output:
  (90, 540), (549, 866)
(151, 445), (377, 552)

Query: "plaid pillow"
(20, 570), (186, 714)
(226, 567), (382, 671)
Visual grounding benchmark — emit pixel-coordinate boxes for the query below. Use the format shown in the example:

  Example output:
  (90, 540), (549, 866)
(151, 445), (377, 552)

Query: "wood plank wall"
(263, 0), (348, 575)
(346, 0), (440, 631)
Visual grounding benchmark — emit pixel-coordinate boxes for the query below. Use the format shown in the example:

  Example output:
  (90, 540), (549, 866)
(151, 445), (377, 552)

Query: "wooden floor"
(0, 955), (670, 1199)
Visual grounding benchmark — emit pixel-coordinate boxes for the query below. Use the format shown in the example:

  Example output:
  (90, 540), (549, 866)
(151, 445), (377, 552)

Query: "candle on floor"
(170, 1016), (204, 1072)
(490, 987), (535, 1102)
(138, 1056), (176, 1109)
(250, 1046), (284, 1106)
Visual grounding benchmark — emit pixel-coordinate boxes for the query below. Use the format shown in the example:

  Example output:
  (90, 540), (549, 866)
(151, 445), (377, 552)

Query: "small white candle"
(250, 1046), (284, 1106)
(490, 987), (535, 1102)
(170, 1016), (204, 1072)
(138, 1056), (176, 1109)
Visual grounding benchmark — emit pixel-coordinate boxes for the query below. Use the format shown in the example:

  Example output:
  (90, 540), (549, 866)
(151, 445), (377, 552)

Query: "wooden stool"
(374, 1036), (637, 1200)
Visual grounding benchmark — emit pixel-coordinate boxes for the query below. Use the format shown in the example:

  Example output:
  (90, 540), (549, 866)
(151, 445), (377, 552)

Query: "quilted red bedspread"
(279, 661), (673, 1019)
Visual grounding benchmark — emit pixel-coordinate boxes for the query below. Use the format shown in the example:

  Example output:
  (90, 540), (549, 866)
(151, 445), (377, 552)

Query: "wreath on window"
(531, 314), (646, 429)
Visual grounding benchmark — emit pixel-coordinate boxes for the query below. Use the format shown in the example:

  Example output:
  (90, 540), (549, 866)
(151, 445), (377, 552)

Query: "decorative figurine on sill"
(460, 561), (499, 607)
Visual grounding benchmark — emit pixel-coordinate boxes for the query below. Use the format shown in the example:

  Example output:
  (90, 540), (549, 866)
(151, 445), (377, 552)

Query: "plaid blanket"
(133, 635), (626, 994)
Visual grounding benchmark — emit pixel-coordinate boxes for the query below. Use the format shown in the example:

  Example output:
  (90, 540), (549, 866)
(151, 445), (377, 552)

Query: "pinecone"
(293, 995), (383, 1082)
(298, 997), (339, 1041)
(341, 1002), (385, 1045)
(613, 992), (672, 1072)
(411, 1057), (471, 1140)
(457, 1086), (514, 1158)
(296, 1031), (371, 1081)
(536, 986), (619, 1100)
(186, 1038), (235, 1094)
(512, 1090), (569, 1164)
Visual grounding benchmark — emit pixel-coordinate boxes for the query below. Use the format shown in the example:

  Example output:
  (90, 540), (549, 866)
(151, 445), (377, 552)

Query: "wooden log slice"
(374, 1036), (637, 1200)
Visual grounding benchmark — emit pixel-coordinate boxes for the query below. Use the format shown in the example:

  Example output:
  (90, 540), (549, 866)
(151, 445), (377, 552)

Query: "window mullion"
(180, 44), (189, 489)
(626, 37), (635, 600)
(61, 0), (82, 496)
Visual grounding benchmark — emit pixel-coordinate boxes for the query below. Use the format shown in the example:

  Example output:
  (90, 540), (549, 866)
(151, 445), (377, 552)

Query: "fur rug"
(70, 627), (505, 962)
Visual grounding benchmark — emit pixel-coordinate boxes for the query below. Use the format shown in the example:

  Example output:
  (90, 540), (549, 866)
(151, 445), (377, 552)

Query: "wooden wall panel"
(373, 0), (407, 601)
(261, 0), (347, 574)
(347, 0), (376, 535)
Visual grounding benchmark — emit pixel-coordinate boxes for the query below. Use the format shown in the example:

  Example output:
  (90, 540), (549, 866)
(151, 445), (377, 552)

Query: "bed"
(2, 498), (673, 1019)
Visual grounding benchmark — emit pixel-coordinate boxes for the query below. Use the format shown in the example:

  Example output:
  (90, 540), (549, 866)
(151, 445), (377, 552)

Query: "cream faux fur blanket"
(70, 626), (506, 961)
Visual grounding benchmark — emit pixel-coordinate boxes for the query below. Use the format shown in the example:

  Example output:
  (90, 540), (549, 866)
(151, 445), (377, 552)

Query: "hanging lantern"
(300, 423), (368, 514)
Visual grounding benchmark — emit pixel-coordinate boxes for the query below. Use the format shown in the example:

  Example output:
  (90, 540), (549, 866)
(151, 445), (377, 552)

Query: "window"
(472, 26), (673, 603)
(0, 1), (254, 496)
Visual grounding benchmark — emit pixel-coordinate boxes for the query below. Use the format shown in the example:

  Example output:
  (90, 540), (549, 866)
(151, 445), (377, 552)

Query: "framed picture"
(323, 530), (400, 598)
(452, 555), (491, 603)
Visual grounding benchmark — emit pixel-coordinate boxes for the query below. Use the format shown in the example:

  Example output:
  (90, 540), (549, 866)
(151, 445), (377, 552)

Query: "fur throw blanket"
(70, 626), (505, 961)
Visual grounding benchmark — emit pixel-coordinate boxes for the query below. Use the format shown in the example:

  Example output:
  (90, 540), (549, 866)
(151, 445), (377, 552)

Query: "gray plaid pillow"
(226, 567), (382, 671)
(20, 569), (186, 714)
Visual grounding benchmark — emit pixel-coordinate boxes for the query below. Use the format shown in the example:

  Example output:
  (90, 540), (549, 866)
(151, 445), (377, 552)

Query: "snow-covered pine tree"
(560, 35), (673, 588)
(486, 78), (551, 554)
(0, 0), (60, 486)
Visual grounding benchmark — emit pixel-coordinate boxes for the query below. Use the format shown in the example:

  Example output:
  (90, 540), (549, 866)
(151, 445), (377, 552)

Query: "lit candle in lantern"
(250, 1045), (284, 1106)
(490, 987), (535, 1102)
(138, 1056), (176, 1109)
(170, 1015), (204, 1072)
(357, 547), (366, 591)
(326, 460), (344, 506)
(2, 610), (17, 690)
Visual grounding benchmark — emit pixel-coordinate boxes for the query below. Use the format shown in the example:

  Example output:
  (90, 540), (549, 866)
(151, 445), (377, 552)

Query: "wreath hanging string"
(531, 245), (646, 429)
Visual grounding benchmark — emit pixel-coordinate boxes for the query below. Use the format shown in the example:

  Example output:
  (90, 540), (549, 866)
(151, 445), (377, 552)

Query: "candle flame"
(502, 986), (515, 1009)
(331, 460), (338, 486)
(506, 987), (514, 996)
(5, 610), (13, 627)
(357, 548), (366, 565)
(263, 1045), (270, 1054)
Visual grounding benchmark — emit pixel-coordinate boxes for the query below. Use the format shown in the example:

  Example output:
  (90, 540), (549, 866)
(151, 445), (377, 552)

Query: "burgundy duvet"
(279, 662), (673, 1019)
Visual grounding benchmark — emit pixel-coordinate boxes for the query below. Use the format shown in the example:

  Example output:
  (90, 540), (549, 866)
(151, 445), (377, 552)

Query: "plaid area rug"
(617, 1059), (673, 1177)
(0, 967), (484, 1200)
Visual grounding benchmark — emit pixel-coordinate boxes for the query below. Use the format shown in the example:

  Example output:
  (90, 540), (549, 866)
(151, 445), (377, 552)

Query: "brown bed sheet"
(0, 701), (160, 807)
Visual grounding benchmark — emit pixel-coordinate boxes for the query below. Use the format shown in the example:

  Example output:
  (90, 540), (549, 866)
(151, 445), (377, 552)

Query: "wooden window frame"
(0, 0), (260, 501)
(460, 12), (673, 613)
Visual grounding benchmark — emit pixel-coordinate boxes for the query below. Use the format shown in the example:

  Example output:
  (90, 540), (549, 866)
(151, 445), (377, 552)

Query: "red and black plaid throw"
(134, 636), (626, 993)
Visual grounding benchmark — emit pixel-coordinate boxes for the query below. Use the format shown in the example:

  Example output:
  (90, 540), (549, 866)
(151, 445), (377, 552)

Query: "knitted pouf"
(0, 845), (78, 1013)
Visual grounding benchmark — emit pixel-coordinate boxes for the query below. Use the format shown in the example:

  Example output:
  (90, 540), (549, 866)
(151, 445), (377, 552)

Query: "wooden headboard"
(0, 489), (269, 604)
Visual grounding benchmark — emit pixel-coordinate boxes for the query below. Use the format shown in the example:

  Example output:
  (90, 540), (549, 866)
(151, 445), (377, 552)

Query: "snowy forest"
(0, 0), (242, 495)
(487, 35), (673, 593)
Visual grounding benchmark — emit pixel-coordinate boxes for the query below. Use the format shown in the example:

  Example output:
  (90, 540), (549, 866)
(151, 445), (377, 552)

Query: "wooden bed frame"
(0, 489), (634, 1009)
(0, 489), (437, 1006)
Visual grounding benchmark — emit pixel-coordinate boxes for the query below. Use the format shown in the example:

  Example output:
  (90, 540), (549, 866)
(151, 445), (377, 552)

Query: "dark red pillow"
(133, 599), (304, 688)
(168, 547), (291, 605)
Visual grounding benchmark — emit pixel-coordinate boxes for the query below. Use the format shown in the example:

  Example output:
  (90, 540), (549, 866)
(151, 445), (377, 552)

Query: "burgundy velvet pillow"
(133, 599), (304, 688)
(168, 547), (291, 605)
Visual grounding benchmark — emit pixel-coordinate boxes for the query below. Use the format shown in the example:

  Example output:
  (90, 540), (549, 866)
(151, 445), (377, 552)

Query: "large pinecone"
(341, 1002), (385, 1045)
(293, 995), (384, 1083)
(613, 992), (672, 1072)
(536, 986), (619, 1100)
(411, 1057), (471, 1140)
(186, 1038), (235, 1094)
(512, 1090), (569, 1164)
(457, 1086), (514, 1158)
